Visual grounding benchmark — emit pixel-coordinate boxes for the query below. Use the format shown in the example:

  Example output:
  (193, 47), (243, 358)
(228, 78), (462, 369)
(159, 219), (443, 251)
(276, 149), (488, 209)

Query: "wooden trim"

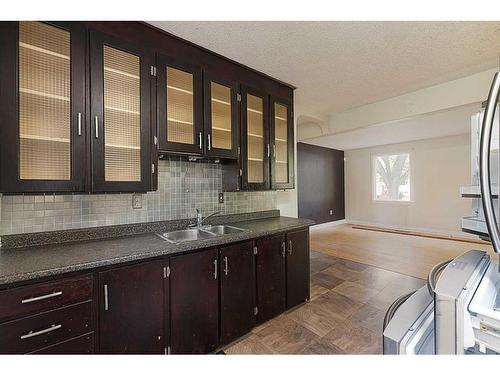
(351, 224), (490, 245)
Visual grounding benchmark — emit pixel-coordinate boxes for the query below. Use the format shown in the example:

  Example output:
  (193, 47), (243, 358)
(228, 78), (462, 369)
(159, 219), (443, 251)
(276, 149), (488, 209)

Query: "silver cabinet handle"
(21, 324), (61, 340)
(22, 291), (62, 304)
(199, 132), (202, 149)
(280, 241), (286, 257)
(95, 116), (99, 139)
(77, 112), (82, 136)
(223, 256), (229, 276)
(288, 240), (293, 256)
(104, 284), (109, 311)
(480, 71), (500, 254)
(208, 134), (211, 151)
(266, 143), (270, 158)
(273, 144), (276, 158)
(213, 259), (218, 280)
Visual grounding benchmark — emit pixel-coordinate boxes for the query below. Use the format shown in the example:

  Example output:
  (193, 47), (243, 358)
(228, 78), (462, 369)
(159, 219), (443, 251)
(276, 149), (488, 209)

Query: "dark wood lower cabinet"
(0, 228), (310, 354)
(286, 229), (310, 309)
(170, 248), (219, 354)
(220, 242), (256, 345)
(31, 332), (94, 354)
(0, 302), (92, 354)
(98, 261), (166, 354)
(256, 234), (286, 324)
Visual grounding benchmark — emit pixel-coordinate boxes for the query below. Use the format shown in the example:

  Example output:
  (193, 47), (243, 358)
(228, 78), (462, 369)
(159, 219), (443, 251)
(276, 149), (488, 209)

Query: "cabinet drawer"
(31, 332), (94, 354)
(0, 301), (92, 354)
(0, 274), (93, 322)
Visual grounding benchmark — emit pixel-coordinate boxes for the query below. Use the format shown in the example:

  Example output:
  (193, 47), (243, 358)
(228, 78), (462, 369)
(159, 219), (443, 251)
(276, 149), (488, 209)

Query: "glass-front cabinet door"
(271, 96), (294, 189)
(0, 21), (86, 193)
(203, 73), (239, 159)
(241, 86), (270, 190)
(157, 55), (203, 154)
(90, 31), (152, 192)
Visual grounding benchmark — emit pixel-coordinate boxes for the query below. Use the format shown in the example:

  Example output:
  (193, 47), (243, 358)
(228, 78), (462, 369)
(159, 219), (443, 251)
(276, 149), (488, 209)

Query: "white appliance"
(383, 71), (500, 355)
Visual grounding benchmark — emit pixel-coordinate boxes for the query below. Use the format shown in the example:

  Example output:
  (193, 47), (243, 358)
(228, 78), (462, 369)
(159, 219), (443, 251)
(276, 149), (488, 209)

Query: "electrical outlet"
(132, 194), (142, 209)
(218, 192), (224, 204)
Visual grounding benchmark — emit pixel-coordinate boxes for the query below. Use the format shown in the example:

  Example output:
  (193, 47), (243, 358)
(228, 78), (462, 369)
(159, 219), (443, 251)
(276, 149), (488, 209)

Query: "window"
(373, 152), (411, 202)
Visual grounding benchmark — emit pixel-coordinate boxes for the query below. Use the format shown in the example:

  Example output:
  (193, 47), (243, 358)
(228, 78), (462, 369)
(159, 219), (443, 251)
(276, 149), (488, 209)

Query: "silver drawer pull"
(21, 324), (61, 340)
(199, 132), (202, 150)
(223, 256), (229, 276)
(21, 291), (62, 304)
(104, 284), (109, 311)
(77, 112), (82, 136)
(208, 134), (211, 151)
(213, 259), (218, 280)
(95, 116), (99, 139)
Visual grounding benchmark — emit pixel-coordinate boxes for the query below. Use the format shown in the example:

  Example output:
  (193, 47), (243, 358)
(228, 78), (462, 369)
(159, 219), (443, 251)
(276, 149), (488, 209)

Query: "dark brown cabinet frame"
(89, 30), (153, 193)
(240, 85), (270, 191)
(203, 71), (240, 159)
(156, 54), (204, 155)
(0, 21), (87, 193)
(270, 95), (295, 190)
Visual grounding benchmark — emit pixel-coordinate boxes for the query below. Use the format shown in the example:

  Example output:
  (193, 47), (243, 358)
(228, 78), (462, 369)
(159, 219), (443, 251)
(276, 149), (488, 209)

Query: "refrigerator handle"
(480, 71), (500, 254)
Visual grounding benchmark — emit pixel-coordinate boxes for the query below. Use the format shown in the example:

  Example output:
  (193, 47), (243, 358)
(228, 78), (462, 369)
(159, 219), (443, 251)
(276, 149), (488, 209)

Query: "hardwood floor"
(225, 224), (494, 355)
(310, 224), (493, 279)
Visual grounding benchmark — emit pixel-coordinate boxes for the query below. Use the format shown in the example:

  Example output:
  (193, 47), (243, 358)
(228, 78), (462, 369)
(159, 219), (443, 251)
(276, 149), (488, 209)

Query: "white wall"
(345, 134), (471, 234)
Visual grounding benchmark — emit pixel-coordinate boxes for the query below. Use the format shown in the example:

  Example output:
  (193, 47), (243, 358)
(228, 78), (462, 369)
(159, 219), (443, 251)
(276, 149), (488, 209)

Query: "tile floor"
(224, 250), (425, 354)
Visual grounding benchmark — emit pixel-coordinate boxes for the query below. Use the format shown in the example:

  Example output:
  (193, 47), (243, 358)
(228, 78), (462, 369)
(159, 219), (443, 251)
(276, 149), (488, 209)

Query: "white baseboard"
(310, 219), (347, 231)
(345, 219), (480, 242)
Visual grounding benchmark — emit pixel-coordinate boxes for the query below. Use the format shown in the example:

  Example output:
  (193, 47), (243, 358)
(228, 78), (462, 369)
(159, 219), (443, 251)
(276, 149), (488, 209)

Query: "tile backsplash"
(0, 157), (277, 235)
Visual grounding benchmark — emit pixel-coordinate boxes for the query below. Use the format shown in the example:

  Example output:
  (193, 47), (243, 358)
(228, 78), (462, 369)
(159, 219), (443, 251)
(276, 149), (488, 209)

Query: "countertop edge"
(0, 218), (314, 287)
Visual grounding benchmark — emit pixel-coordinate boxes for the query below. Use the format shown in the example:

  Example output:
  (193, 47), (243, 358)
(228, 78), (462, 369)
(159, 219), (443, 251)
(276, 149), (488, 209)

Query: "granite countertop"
(0, 216), (314, 287)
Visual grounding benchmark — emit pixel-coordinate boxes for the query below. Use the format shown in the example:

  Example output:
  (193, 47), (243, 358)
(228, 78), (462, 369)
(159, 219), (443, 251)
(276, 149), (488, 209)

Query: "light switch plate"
(218, 193), (224, 204)
(132, 194), (142, 209)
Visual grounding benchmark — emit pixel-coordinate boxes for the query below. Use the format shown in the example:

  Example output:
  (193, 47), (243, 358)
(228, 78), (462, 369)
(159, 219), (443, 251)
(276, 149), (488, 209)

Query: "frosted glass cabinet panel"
(157, 56), (203, 154)
(90, 31), (152, 192)
(203, 73), (239, 159)
(241, 87), (270, 190)
(271, 97), (294, 189)
(0, 21), (86, 193)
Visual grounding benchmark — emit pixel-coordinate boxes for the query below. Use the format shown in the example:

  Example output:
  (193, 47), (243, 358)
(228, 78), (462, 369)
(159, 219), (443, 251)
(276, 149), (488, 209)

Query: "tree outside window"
(373, 153), (411, 202)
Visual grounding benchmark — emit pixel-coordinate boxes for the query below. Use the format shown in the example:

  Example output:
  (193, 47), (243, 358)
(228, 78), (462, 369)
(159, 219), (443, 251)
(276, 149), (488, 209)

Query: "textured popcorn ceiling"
(148, 21), (500, 117)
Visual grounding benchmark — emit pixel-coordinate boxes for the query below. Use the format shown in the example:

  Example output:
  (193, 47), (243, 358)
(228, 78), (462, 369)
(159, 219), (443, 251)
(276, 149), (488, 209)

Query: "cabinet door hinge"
(237, 93), (242, 102)
(151, 66), (157, 76)
(254, 306), (258, 316)
(253, 246), (258, 255)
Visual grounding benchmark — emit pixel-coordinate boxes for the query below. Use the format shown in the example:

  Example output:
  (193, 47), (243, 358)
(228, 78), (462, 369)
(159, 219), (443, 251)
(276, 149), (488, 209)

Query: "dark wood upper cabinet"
(169, 248), (219, 354)
(240, 86), (270, 190)
(156, 54), (203, 155)
(89, 30), (153, 193)
(270, 96), (294, 190)
(0, 21), (87, 193)
(220, 241), (256, 345)
(98, 261), (166, 354)
(286, 229), (310, 309)
(203, 72), (239, 159)
(256, 234), (286, 323)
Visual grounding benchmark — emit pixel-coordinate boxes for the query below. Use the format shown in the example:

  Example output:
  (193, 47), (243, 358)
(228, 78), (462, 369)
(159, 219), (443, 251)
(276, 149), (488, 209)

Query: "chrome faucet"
(190, 208), (221, 228)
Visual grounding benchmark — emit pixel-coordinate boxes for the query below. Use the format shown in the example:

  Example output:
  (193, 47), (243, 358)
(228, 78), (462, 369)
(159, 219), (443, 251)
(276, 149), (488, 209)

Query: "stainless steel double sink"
(156, 225), (246, 244)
